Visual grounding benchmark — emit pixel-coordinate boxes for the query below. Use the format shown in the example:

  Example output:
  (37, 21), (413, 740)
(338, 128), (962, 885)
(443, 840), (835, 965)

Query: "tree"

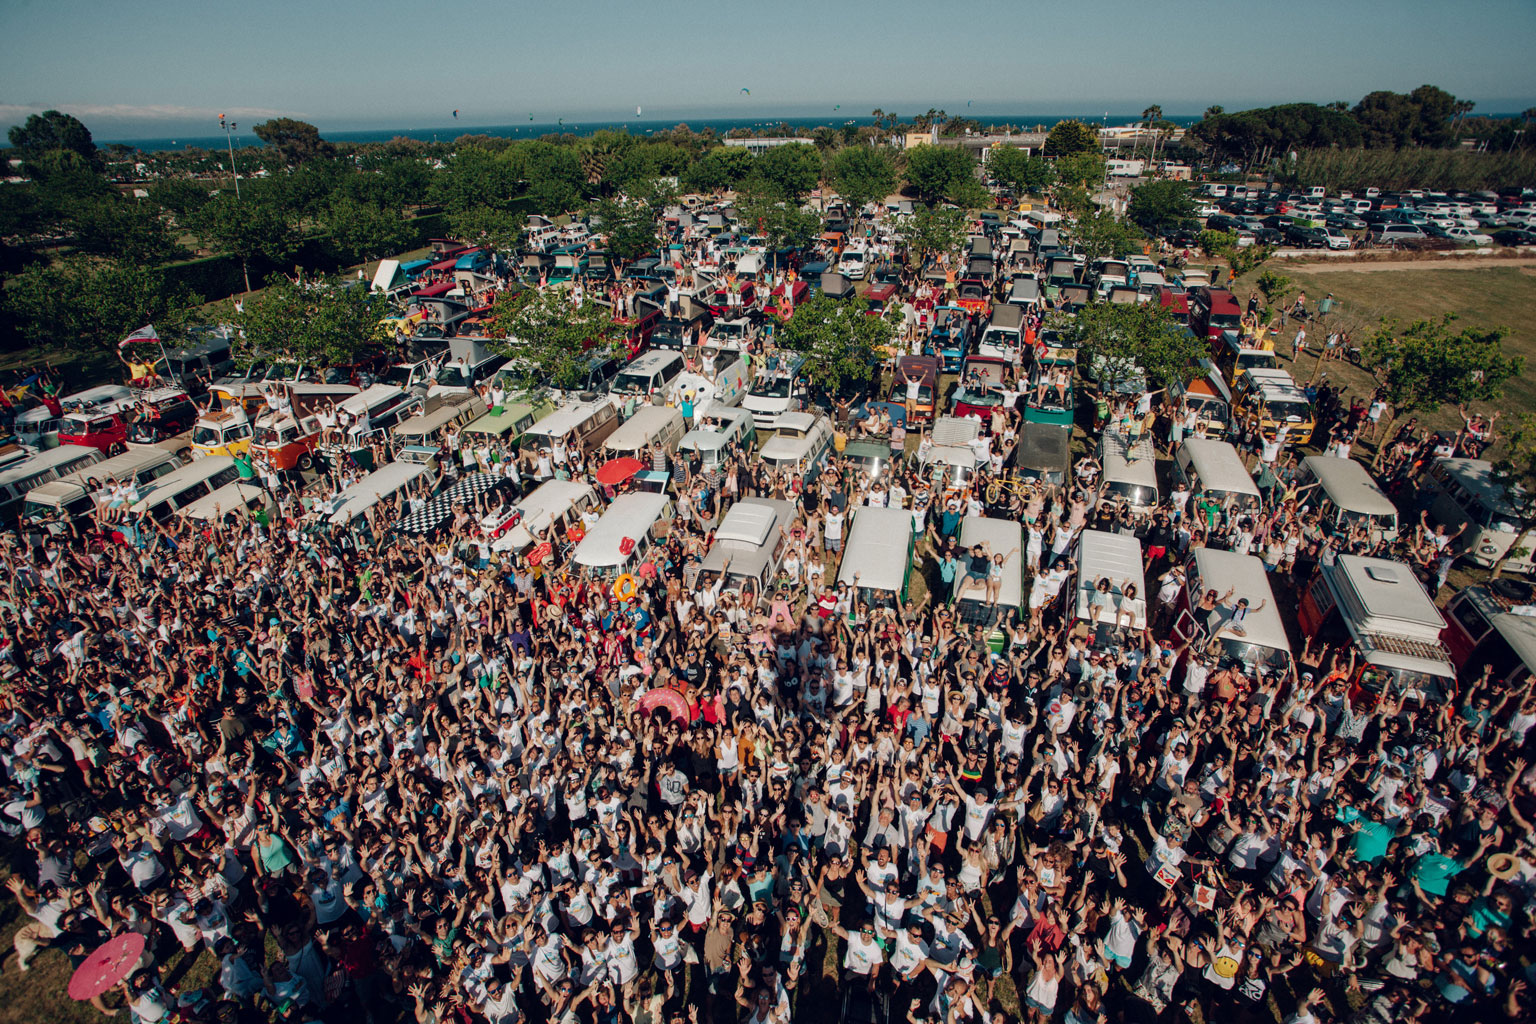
(447, 207), (526, 253)
(1042, 119), (1099, 157)
(1047, 301), (1205, 394)
(682, 147), (755, 193)
(1361, 314), (1522, 466)
(1072, 209), (1141, 264)
(7, 110), (99, 171)
(735, 194), (822, 268)
(503, 141), (584, 213)
(2, 256), (199, 353)
(234, 276), (387, 366)
(1203, 105), (1225, 121)
(433, 147), (521, 217)
(319, 198), (418, 266)
(488, 289), (626, 396)
(1126, 180), (1196, 236)
(1254, 269), (1293, 311)
(1140, 104), (1164, 162)
(65, 194), (185, 265)
(251, 118), (335, 165)
(1053, 151), (1106, 190)
(593, 197), (660, 264)
(148, 178), (214, 221)
(748, 143), (823, 202)
(1198, 229), (1274, 280)
(904, 144), (977, 205)
(830, 145), (898, 216)
(986, 145), (1054, 196)
(775, 292), (894, 396)
(903, 205), (968, 265)
(193, 193), (300, 292)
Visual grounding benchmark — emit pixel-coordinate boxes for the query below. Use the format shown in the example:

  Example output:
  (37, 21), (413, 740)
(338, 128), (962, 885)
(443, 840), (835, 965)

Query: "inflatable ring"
(613, 573), (639, 602)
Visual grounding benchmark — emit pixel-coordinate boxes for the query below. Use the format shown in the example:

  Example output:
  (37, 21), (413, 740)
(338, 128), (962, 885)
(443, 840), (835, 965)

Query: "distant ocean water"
(97, 114), (1206, 153)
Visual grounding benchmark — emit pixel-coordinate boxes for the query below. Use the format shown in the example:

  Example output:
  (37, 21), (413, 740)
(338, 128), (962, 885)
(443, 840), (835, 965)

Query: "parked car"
(1368, 223), (1427, 244)
(1491, 228), (1536, 246)
(1326, 213), (1366, 231)
(1444, 226), (1493, 246)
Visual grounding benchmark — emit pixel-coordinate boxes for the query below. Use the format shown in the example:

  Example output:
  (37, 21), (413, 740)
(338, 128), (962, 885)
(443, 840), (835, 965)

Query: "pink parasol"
(68, 931), (146, 1001)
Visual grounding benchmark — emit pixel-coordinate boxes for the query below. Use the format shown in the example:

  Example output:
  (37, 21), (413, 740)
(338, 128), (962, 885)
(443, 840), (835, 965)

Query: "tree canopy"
(1048, 301), (1205, 393)
(1362, 314), (1521, 416)
(488, 289), (625, 395)
(233, 275), (387, 365)
(1126, 180), (1196, 236)
(904, 144), (982, 206)
(830, 145), (898, 215)
(251, 118), (335, 165)
(1042, 120), (1099, 157)
(748, 143), (823, 202)
(7, 110), (99, 171)
(774, 292), (894, 395)
(986, 146), (1054, 196)
(2, 256), (200, 353)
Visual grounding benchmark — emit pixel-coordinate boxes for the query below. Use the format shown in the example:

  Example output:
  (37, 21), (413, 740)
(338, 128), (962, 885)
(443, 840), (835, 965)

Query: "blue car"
(923, 305), (973, 373)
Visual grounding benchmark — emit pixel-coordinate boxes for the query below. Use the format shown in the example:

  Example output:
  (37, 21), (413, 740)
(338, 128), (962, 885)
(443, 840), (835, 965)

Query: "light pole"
(218, 114), (241, 199)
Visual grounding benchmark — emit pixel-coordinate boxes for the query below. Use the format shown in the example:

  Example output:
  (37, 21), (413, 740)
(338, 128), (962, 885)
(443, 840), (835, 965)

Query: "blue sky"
(3, 0), (1534, 140)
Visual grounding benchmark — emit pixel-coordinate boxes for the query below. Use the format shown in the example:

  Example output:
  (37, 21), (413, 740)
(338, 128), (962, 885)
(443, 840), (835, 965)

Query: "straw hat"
(1487, 853), (1520, 881)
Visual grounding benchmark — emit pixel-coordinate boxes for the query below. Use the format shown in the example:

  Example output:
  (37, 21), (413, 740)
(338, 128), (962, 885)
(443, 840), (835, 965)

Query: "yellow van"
(1233, 368), (1315, 446)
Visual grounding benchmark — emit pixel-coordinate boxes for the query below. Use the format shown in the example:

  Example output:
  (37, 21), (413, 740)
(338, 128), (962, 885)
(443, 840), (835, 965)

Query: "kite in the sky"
(740, 87), (750, 95)
(967, 100), (972, 107)
(453, 109), (459, 118)
(834, 104), (840, 110)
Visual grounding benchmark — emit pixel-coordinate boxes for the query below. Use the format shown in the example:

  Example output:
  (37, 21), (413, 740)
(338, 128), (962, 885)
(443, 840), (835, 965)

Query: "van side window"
(1449, 600), (1490, 642)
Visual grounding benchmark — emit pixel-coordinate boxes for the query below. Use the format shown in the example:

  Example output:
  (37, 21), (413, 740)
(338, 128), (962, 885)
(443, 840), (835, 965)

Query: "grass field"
(1229, 262), (1536, 446)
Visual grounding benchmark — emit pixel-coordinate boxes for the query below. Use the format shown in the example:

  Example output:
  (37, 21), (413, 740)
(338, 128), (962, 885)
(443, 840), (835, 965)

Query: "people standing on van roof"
(2, 194), (1533, 1024)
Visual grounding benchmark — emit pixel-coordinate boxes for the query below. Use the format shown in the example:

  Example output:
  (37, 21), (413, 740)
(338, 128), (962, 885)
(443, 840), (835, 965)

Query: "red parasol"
(594, 458), (645, 486)
(68, 931), (146, 1001)
(637, 687), (690, 727)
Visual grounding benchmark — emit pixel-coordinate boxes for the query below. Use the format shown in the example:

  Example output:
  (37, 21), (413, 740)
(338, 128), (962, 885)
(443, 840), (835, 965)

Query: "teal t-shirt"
(1410, 852), (1464, 897)
(1351, 820), (1394, 864)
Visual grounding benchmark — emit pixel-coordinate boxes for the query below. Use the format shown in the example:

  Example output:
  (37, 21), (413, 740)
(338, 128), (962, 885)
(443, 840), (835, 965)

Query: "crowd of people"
(0, 215), (1533, 1024)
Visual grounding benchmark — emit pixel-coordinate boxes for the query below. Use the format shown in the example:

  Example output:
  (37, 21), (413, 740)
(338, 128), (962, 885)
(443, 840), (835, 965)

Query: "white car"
(1445, 227), (1493, 246)
(1195, 202), (1219, 218)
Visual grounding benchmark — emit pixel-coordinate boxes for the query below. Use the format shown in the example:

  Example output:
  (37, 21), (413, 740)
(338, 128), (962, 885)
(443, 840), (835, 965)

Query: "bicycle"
(985, 470), (1037, 505)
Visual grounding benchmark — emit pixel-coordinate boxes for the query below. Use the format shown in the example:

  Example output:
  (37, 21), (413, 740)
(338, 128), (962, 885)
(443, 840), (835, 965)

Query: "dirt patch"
(1288, 257), (1536, 274)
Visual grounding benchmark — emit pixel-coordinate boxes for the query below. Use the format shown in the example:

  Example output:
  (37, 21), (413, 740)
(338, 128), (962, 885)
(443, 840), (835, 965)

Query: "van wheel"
(296, 453), (314, 473)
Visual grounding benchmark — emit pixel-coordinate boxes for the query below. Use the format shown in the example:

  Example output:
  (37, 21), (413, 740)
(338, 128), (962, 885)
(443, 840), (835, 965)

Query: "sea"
(97, 114), (1206, 154)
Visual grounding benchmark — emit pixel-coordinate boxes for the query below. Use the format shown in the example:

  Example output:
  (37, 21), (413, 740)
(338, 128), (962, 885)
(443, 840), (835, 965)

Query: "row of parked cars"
(1199, 183), (1536, 248)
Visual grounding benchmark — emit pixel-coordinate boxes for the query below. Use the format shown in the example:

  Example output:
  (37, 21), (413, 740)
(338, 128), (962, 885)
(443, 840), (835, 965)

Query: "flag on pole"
(119, 325), (159, 348)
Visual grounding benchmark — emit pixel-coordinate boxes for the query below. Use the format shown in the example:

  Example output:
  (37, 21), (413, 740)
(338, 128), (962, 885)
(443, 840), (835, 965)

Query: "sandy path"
(1280, 257), (1536, 273)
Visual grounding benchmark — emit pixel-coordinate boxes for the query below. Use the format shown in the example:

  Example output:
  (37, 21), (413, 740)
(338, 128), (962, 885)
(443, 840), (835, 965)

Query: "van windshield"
(610, 372), (654, 395)
(1220, 639), (1291, 676)
(1187, 396), (1229, 423)
(1265, 398), (1312, 422)
(383, 366), (418, 387)
(255, 424), (295, 446)
(750, 378), (794, 399)
(1104, 482), (1157, 507)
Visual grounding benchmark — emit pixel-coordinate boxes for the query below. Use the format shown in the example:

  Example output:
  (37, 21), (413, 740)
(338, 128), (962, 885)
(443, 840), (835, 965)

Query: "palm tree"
(1203, 105), (1224, 121)
(1142, 104), (1163, 164)
(1452, 100), (1476, 140)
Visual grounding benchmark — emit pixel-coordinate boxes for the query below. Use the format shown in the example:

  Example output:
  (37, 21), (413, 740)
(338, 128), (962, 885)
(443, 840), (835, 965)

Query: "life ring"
(613, 574), (640, 602)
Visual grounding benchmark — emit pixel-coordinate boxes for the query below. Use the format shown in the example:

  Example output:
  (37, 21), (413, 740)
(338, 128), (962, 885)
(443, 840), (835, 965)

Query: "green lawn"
(1229, 263), (1536, 444)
